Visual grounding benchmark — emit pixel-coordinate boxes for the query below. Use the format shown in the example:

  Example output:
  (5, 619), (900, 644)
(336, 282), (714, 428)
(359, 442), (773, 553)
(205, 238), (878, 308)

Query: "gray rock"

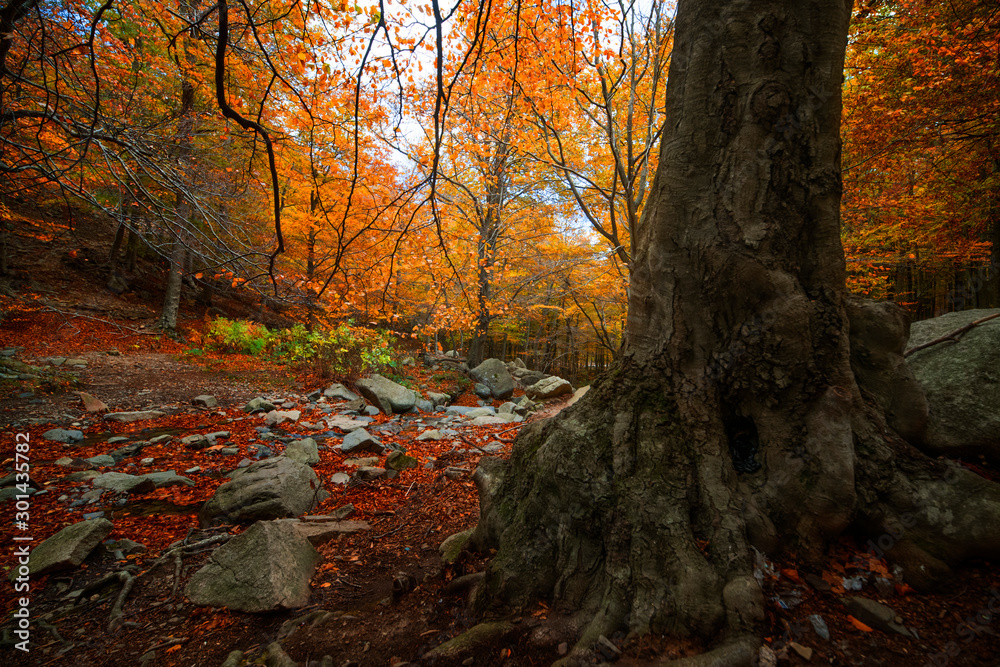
(330, 472), (350, 486)
(264, 410), (301, 426)
(354, 466), (386, 482)
(192, 395), (218, 408)
(414, 398), (434, 413)
(416, 430), (443, 441)
(339, 428), (383, 455)
(42, 428), (84, 444)
(525, 375), (573, 400)
(497, 402), (517, 415)
(185, 521), (321, 612)
(324, 383), (359, 401)
(840, 596), (916, 638)
(344, 457), (380, 467)
(355, 374), (416, 414)
(243, 397), (276, 414)
(285, 438), (320, 466)
(104, 538), (146, 556)
(13, 518), (113, 578)
(439, 529), (473, 564)
(272, 517), (371, 546)
(181, 434), (210, 449)
(471, 359), (515, 399)
(364, 405), (380, 416)
(474, 383), (492, 399)
(386, 451), (418, 471)
(140, 471), (195, 488)
(426, 391), (450, 407)
(511, 357), (526, 369)
(470, 416), (508, 426)
(516, 370), (546, 386)
(92, 472), (156, 495)
(464, 407), (496, 418)
(444, 406), (479, 416)
(85, 455), (116, 467)
(103, 410), (166, 423)
(906, 308), (1000, 461)
(199, 457), (328, 527)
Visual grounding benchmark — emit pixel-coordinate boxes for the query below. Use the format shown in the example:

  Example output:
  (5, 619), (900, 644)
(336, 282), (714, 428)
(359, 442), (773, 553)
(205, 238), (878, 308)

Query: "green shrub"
(202, 317), (396, 378)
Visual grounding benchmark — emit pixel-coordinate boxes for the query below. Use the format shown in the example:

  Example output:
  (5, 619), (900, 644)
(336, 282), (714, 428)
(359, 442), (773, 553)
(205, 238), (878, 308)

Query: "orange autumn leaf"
(848, 615), (874, 633)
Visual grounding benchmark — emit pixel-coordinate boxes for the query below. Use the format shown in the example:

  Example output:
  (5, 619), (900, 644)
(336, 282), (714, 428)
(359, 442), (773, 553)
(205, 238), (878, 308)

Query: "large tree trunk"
(470, 0), (1000, 663)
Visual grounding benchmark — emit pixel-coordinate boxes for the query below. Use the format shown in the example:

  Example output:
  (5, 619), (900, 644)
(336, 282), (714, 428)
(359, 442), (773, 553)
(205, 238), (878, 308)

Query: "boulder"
(92, 472), (156, 495)
(355, 374), (416, 414)
(14, 518), (112, 578)
(285, 438), (320, 466)
(340, 428), (383, 454)
(42, 428), (84, 444)
(198, 457), (328, 527)
(272, 517), (371, 546)
(243, 397), (276, 414)
(906, 308), (1000, 461)
(103, 410), (166, 423)
(192, 395), (218, 408)
(181, 434), (210, 449)
(386, 450), (419, 471)
(185, 521), (321, 612)
(470, 416), (508, 426)
(515, 370), (546, 386)
(324, 383), (359, 401)
(474, 383), (492, 399)
(264, 410), (301, 426)
(426, 391), (450, 407)
(471, 359), (515, 400)
(326, 416), (369, 432)
(525, 375), (573, 400)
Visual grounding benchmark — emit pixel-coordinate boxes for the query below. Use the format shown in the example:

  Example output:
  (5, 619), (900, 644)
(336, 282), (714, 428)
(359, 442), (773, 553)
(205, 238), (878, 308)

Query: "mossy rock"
(439, 529), (473, 564)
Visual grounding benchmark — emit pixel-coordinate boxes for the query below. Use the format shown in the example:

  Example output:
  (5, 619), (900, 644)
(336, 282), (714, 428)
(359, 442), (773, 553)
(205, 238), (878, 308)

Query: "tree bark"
(470, 0), (1000, 662)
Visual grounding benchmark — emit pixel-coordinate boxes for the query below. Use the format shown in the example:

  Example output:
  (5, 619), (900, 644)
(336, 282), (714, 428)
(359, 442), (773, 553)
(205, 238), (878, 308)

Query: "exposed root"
(660, 636), (759, 666)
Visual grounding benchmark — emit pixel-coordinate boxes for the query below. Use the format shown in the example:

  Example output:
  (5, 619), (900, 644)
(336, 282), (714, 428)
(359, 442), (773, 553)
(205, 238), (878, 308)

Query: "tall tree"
(469, 0), (1000, 662)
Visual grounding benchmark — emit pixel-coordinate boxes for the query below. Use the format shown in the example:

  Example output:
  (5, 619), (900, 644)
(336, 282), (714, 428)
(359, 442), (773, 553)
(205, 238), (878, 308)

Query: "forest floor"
(1, 210), (999, 667)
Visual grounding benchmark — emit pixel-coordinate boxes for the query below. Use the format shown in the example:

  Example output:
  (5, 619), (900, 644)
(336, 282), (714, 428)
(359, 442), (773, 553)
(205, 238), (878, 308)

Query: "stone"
(264, 410), (301, 426)
(497, 402), (516, 415)
(243, 397), (276, 414)
(474, 383), (491, 399)
(42, 428), (84, 444)
(103, 410), (166, 423)
(92, 472), (156, 495)
(789, 642), (813, 661)
(344, 457), (379, 467)
(181, 434), (210, 449)
(85, 455), (116, 467)
(340, 428), (383, 455)
(386, 450), (419, 471)
(192, 395), (218, 408)
(324, 383), (359, 401)
(285, 438), (320, 466)
(840, 596), (917, 638)
(13, 518), (113, 578)
(65, 358), (87, 367)
(464, 407), (496, 418)
(104, 538), (146, 556)
(414, 398), (434, 413)
(109, 442), (146, 462)
(140, 471), (195, 488)
(354, 466), (385, 482)
(78, 392), (108, 412)
(416, 429), (443, 441)
(199, 457), (328, 527)
(906, 308), (1000, 461)
(355, 374), (416, 414)
(330, 472), (350, 486)
(471, 358), (515, 400)
(426, 391), (450, 407)
(185, 521), (321, 612)
(525, 375), (573, 400)
(470, 416), (508, 426)
(440, 529), (473, 564)
(272, 517), (371, 546)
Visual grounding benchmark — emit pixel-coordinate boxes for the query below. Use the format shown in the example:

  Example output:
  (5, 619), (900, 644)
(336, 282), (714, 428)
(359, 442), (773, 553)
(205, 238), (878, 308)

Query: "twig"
(903, 313), (1000, 357)
(143, 637), (188, 653)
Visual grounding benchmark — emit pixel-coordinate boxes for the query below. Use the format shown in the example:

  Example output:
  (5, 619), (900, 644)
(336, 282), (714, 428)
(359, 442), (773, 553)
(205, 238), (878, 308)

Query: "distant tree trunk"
(471, 1), (1000, 663)
(158, 229), (187, 331)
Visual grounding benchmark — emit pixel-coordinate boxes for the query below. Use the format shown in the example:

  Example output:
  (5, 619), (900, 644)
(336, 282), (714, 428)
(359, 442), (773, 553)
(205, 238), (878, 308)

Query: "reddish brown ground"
(1, 206), (998, 666)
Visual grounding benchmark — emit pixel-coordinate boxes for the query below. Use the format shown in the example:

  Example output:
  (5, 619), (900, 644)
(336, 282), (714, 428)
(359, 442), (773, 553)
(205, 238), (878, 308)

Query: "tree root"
(661, 636), (759, 666)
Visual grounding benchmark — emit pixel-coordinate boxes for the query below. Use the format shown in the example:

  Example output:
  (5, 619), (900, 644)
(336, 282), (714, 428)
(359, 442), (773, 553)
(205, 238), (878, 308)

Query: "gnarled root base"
(469, 355), (1000, 662)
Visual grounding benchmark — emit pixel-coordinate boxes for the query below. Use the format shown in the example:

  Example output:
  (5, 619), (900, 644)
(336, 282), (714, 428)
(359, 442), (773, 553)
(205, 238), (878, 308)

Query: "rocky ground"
(0, 213), (998, 666)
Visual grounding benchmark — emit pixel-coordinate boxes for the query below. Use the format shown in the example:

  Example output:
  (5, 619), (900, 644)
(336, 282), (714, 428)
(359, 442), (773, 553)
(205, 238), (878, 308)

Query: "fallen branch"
(903, 313), (1000, 358)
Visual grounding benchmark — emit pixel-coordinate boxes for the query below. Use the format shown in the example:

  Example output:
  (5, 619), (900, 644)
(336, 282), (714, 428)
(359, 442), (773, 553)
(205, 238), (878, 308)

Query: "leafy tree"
(468, 0), (1000, 662)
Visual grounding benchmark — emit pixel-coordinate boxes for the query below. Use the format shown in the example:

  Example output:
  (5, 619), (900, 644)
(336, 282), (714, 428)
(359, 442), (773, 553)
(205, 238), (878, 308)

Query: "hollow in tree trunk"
(470, 0), (1000, 663)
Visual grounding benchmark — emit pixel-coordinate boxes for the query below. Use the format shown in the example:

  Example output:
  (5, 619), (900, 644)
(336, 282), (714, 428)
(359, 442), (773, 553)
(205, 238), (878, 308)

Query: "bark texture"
(470, 0), (1000, 662)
